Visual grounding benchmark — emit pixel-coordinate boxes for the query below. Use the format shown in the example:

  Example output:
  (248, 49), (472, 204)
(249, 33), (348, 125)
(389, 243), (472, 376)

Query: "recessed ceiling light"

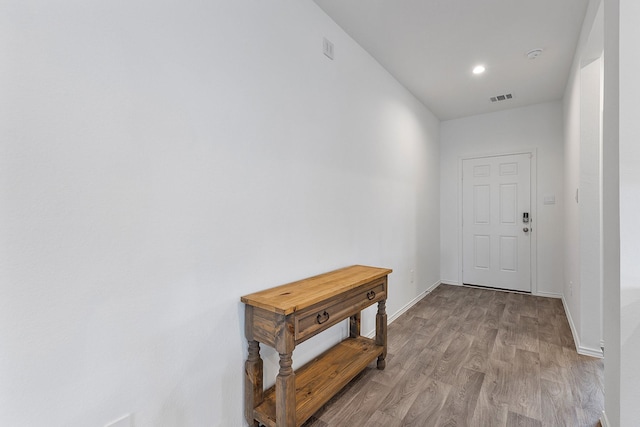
(473, 65), (486, 75)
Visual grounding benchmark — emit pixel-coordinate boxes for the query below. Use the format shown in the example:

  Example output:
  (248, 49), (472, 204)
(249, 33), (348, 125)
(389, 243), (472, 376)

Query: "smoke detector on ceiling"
(526, 49), (543, 60)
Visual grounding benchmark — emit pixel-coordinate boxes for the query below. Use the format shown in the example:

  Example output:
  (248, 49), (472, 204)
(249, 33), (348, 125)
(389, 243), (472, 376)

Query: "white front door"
(462, 153), (531, 292)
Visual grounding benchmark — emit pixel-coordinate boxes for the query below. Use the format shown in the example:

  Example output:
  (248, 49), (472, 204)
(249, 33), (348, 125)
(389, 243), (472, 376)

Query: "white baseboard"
(577, 345), (604, 358)
(561, 295), (604, 358)
(600, 411), (610, 427)
(440, 279), (461, 286)
(364, 280), (441, 339)
(535, 290), (562, 299)
(388, 280), (441, 324)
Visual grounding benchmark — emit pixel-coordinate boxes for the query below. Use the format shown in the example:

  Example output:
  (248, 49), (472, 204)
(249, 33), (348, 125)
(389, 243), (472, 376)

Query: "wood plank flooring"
(301, 284), (604, 427)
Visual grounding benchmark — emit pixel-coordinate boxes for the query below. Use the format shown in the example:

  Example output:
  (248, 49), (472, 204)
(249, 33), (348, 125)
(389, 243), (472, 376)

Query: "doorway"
(462, 153), (533, 292)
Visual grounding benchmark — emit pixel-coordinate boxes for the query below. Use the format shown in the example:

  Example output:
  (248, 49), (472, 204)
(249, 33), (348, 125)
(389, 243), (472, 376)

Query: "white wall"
(564, 57), (582, 329)
(602, 0), (621, 423)
(0, 1), (440, 426)
(579, 57), (603, 352)
(562, 0), (604, 358)
(440, 101), (564, 296)
(617, 0), (640, 424)
(602, 0), (640, 424)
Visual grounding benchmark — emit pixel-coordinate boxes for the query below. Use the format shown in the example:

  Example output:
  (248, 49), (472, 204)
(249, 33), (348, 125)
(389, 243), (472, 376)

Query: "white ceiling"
(313, 0), (590, 120)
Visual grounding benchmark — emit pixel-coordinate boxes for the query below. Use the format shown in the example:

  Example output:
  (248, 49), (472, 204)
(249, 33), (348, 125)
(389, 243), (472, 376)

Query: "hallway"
(304, 285), (604, 426)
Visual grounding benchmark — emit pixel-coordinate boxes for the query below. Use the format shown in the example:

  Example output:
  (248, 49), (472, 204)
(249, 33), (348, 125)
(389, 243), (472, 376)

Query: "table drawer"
(295, 280), (386, 342)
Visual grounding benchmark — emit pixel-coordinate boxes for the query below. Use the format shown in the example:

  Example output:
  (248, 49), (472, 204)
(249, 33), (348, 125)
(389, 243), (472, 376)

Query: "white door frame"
(458, 149), (538, 294)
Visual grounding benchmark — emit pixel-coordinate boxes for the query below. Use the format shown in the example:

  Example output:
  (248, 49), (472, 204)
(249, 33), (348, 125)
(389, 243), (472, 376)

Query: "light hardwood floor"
(301, 284), (604, 427)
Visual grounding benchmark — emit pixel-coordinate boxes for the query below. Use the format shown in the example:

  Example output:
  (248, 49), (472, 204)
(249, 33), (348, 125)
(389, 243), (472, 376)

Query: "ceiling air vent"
(490, 93), (513, 103)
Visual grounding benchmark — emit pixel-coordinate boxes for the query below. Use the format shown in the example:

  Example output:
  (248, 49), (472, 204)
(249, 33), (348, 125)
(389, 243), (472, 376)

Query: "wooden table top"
(240, 265), (392, 315)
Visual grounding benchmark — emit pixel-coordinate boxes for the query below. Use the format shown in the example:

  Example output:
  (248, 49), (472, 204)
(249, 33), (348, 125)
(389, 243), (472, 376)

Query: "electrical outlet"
(410, 269), (415, 283)
(105, 414), (132, 427)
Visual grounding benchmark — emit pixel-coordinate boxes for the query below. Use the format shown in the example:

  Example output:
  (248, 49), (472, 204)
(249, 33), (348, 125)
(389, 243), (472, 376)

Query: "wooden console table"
(240, 265), (392, 427)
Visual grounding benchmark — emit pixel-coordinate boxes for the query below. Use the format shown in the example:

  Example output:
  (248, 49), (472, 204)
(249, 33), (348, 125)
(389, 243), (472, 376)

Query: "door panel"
(474, 235), (490, 269)
(462, 153), (531, 292)
(474, 185), (490, 223)
(499, 236), (517, 272)
(500, 184), (517, 224)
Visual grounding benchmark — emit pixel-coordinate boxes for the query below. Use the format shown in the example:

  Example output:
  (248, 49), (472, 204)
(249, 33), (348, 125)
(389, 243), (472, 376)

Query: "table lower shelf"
(253, 336), (383, 427)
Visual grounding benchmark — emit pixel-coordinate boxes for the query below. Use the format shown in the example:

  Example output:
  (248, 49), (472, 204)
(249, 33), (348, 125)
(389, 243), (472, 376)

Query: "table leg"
(376, 300), (387, 370)
(276, 352), (296, 427)
(349, 312), (361, 338)
(245, 340), (263, 426)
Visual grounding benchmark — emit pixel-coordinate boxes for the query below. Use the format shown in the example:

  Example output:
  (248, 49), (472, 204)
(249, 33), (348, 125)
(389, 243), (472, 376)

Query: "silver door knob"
(523, 227), (529, 232)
